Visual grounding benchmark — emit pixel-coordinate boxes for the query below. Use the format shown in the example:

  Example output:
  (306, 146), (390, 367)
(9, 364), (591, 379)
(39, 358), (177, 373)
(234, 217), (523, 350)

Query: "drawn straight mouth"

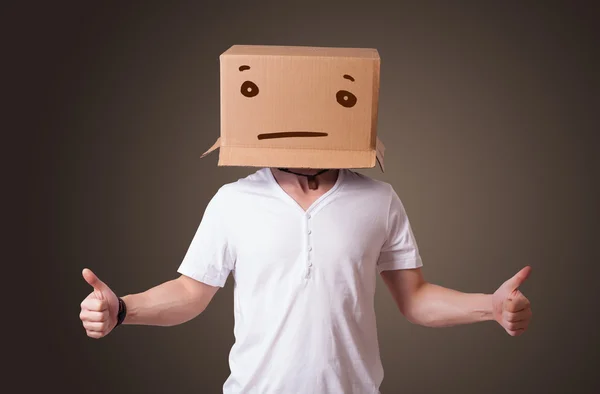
(257, 132), (328, 140)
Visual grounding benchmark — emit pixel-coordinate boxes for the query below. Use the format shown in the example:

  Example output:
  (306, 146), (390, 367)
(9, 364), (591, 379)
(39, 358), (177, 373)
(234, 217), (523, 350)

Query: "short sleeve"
(177, 188), (235, 287)
(377, 185), (423, 273)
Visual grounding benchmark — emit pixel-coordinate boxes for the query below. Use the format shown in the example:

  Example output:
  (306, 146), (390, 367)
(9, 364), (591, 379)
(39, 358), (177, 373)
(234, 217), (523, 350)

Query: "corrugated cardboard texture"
(203, 45), (382, 170)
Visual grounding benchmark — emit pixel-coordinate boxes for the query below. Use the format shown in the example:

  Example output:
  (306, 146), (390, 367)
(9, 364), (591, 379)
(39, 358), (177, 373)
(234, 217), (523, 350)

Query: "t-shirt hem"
(377, 256), (423, 273)
(177, 266), (227, 287)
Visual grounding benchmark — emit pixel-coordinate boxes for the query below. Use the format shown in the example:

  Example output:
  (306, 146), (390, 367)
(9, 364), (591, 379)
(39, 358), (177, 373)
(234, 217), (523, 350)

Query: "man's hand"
(79, 268), (119, 339)
(492, 266), (533, 336)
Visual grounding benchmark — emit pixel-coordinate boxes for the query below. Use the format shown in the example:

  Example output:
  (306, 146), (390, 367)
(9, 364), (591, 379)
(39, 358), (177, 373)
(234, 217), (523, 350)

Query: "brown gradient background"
(11, 1), (598, 393)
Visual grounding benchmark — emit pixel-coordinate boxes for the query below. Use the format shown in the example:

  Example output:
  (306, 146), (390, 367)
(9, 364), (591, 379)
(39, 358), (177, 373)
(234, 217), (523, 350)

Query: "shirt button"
(308, 262), (313, 267)
(308, 229), (312, 234)
(308, 246), (313, 251)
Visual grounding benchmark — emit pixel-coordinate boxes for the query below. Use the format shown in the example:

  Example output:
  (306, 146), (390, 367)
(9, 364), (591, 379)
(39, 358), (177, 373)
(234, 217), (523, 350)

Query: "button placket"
(306, 213), (314, 276)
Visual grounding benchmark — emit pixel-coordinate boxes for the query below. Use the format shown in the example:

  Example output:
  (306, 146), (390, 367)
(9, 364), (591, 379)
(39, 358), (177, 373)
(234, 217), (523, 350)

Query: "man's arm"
(79, 269), (219, 339)
(381, 268), (493, 327)
(80, 188), (235, 338)
(380, 266), (532, 335)
(122, 274), (219, 327)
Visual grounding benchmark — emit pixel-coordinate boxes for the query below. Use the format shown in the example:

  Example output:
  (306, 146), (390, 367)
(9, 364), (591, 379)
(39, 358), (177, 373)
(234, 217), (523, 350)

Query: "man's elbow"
(177, 276), (220, 319)
(401, 306), (425, 326)
(396, 285), (430, 326)
(398, 292), (436, 326)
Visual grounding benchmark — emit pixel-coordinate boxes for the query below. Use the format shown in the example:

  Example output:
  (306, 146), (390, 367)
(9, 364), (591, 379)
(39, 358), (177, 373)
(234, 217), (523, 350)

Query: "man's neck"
(270, 168), (339, 193)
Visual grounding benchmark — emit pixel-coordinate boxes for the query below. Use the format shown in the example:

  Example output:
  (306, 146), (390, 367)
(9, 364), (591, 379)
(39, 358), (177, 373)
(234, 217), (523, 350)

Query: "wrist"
(120, 295), (135, 324)
(115, 296), (127, 328)
(474, 294), (495, 322)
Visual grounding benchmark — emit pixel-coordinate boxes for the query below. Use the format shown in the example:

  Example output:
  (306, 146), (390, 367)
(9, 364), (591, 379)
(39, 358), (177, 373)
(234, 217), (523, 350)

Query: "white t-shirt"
(178, 168), (423, 394)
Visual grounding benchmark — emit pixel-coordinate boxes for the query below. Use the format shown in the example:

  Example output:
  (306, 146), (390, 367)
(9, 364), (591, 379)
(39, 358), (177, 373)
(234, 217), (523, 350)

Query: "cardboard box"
(202, 45), (385, 171)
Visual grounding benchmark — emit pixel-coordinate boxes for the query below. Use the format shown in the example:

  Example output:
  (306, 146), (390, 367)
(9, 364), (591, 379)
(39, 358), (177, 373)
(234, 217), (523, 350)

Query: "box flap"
(201, 135), (385, 172)
(376, 137), (385, 172)
(201, 137), (221, 158)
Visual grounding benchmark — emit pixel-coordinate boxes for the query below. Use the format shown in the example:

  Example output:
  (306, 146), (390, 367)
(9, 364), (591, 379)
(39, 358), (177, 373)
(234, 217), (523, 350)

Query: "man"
(79, 45), (532, 393)
(79, 166), (532, 393)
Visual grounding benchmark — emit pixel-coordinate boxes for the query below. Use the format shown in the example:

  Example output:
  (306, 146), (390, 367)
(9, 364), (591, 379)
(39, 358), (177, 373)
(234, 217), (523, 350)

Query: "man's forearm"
(404, 283), (494, 327)
(121, 277), (212, 327)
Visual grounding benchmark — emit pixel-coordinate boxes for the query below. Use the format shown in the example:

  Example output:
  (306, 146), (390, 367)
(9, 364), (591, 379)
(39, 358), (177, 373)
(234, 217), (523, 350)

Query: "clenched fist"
(79, 268), (119, 339)
(492, 266), (533, 336)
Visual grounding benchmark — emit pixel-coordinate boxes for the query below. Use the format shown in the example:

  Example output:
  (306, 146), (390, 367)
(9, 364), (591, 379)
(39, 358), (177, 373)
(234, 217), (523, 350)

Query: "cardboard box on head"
(201, 45), (385, 172)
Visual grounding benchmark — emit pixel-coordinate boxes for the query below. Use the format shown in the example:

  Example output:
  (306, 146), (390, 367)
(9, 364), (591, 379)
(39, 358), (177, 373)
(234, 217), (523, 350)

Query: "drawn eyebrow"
(239, 65), (250, 71)
(343, 74), (355, 82)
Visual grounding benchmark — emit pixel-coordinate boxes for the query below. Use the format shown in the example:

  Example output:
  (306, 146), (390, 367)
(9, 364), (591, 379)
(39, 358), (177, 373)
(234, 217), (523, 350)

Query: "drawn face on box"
(220, 51), (379, 154)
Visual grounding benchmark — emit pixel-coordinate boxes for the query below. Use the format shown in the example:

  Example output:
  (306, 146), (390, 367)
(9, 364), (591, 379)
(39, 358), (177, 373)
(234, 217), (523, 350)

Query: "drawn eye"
(336, 90), (357, 108)
(241, 81), (259, 98)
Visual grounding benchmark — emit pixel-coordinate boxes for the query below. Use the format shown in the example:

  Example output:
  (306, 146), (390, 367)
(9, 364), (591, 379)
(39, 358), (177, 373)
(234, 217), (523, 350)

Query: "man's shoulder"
(213, 168), (272, 200)
(343, 170), (394, 196)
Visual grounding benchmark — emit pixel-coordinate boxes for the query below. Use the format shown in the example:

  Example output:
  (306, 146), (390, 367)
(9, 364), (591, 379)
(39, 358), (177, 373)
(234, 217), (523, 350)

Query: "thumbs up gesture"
(492, 266), (533, 336)
(79, 268), (119, 338)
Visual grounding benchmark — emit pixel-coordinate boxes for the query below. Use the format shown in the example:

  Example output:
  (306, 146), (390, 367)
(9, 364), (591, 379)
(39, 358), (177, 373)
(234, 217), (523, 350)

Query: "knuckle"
(87, 330), (103, 339)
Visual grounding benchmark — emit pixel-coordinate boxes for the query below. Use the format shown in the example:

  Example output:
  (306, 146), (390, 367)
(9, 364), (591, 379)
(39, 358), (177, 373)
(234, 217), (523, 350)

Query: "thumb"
(501, 266), (532, 292)
(82, 268), (109, 295)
